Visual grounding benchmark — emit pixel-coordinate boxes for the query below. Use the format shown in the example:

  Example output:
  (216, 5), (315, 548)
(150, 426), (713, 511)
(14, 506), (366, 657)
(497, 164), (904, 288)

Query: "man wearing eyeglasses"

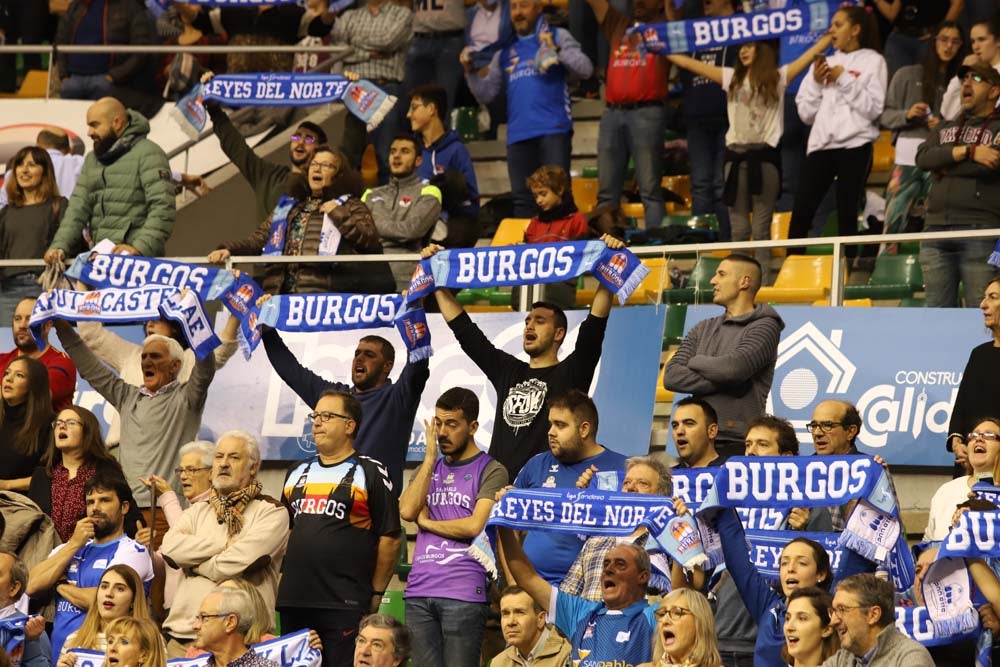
(353, 614), (411, 667)
(916, 61), (1000, 308)
(193, 587), (280, 667)
(824, 573), (933, 666)
(279, 389), (401, 667)
(159, 432), (289, 658)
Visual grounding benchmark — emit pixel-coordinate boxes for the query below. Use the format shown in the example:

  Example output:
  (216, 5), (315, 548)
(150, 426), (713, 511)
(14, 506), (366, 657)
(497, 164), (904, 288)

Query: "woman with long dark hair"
(28, 405), (132, 542)
(941, 17), (1000, 120)
(789, 6), (887, 250)
(0, 356), (53, 491)
(880, 22), (964, 234)
(667, 33), (832, 276)
(0, 146), (66, 321)
(783, 587), (838, 667)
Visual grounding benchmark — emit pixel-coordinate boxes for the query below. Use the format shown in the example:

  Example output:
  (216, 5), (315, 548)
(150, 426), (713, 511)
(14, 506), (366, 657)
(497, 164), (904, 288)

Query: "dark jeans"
(719, 652), (755, 667)
(777, 93), (807, 212)
(686, 118), (730, 240)
(405, 597), (489, 667)
(789, 143), (873, 252)
(280, 607), (363, 667)
(60, 73), (114, 100)
(507, 132), (573, 217)
(919, 229), (997, 308)
(597, 104), (665, 228)
(404, 34), (466, 115)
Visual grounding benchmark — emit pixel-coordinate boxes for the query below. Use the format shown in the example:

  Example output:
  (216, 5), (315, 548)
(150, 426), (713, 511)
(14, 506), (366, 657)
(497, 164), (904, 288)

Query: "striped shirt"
(330, 2), (413, 82)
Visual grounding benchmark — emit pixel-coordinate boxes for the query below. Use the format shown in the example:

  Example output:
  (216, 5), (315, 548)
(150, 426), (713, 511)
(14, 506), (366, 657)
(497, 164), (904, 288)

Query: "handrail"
(0, 45), (354, 54)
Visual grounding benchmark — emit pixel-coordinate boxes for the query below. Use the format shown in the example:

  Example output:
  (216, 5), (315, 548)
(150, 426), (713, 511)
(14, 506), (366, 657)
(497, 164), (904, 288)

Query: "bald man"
(44, 98), (175, 264)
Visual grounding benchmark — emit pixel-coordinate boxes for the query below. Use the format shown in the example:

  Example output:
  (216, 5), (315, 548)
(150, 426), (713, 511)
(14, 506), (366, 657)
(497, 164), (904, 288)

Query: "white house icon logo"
(766, 322), (857, 434)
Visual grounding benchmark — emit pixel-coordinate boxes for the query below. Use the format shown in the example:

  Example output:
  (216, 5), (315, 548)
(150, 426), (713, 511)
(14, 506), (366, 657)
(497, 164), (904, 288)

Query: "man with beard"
(512, 391), (626, 584)
(398, 387), (508, 667)
(43, 98), (175, 264)
(26, 468), (152, 658)
(0, 298), (76, 410)
(203, 76), (328, 221)
(258, 328), (428, 496)
(160, 431), (288, 658)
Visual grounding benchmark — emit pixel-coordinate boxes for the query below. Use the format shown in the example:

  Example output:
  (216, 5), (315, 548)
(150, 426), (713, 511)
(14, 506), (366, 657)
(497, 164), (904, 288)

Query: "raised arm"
(496, 526), (554, 611)
(666, 54), (724, 86)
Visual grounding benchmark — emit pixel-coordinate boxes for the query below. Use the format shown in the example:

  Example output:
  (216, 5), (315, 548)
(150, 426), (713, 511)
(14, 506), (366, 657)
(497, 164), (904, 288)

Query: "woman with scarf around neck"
(207, 145), (395, 295)
(782, 587), (838, 667)
(666, 34), (832, 278)
(638, 588), (722, 667)
(0, 356), (53, 492)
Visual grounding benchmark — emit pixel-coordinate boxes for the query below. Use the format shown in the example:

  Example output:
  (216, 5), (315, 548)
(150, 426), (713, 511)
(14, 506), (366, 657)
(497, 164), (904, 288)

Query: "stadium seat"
(490, 218), (530, 246)
(2, 70), (48, 98)
(361, 145), (378, 188)
(771, 211), (791, 258)
(662, 175), (692, 213)
(575, 256), (670, 306)
(756, 255), (837, 303)
(811, 298), (873, 307)
(621, 202), (645, 222)
(843, 253), (924, 301)
(655, 349), (677, 404)
(397, 525), (411, 581)
(453, 106), (479, 142)
(663, 303), (687, 349)
(571, 177), (598, 214)
(871, 130), (895, 173)
(659, 255), (719, 303)
(379, 590), (406, 623)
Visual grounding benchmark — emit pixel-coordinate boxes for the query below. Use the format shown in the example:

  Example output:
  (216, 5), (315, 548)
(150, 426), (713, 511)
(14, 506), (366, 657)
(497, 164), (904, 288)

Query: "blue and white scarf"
(30, 288), (221, 360)
(895, 605), (979, 648)
(405, 241), (650, 306)
(629, 0), (843, 56)
(488, 487), (708, 570)
(71, 649), (105, 667)
(262, 196), (347, 256)
(166, 630), (321, 667)
(695, 456), (902, 569)
(922, 511), (1000, 637)
(988, 239), (1000, 270)
(201, 73), (396, 132)
(256, 293), (432, 363)
(65, 253), (235, 302)
(0, 617), (24, 664)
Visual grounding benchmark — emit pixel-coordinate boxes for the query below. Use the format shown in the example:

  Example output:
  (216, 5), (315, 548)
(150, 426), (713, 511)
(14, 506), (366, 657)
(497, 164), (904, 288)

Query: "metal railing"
(1, 226), (995, 310)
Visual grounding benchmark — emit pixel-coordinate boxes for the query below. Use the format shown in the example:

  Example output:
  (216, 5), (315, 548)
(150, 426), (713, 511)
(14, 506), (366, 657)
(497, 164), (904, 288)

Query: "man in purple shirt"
(399, 387), (509, 667)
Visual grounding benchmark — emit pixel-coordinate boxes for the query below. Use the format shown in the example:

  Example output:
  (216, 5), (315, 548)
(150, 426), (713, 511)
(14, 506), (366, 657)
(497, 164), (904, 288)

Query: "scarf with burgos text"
(406, 241), (649, 306)
(628, 0), (846, 56)
(256, 293), (432, 363)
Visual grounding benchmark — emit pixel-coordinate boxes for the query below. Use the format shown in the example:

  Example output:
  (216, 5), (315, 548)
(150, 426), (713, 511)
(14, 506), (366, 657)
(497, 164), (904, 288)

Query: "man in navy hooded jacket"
(463, 0), (592, 217)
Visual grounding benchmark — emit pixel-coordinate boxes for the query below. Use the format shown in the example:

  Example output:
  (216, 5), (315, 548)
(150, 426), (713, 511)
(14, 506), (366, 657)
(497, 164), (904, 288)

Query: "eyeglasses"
(806, 421), (843, 433)
(355, 635), (390, 653)
(407, 102), (426, 113)
(937, 36), (962, 47)
(827, 604), (868, 618)
(175, 466), (211, 476)
(193, 612), (231, 624)
(968, 432), (1000, 442)
(964, 72), (989, 84)
(655, 606), (693, 622)
(290, 134), (318, 144)
(311, 161), (338, 171)
(307, 411), (354, 424)
(52, 418), (83, 429)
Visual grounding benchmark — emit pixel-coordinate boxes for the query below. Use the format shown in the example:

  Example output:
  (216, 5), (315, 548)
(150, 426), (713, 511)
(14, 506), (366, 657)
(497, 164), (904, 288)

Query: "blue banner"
(679, 306), (981, 468)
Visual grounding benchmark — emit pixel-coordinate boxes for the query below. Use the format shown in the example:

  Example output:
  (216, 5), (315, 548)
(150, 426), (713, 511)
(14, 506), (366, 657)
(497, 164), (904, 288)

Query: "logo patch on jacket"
(399, 196), (413, 207)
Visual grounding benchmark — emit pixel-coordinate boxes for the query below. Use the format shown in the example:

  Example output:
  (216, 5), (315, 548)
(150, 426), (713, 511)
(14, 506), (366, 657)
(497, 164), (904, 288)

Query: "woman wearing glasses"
(207, 145), (395, 296)
(55, 564), (155, 661)
(639, 588), (722, 667)
(782, 587), (838, 667)
(28, 406), (139, 543)
(947, 278), (1000, 472)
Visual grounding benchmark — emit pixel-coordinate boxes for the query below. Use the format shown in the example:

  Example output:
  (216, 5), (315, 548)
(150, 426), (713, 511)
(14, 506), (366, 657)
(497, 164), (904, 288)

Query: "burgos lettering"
(691, 7), (804, 47)
(284, 294), (401, 328)
(725, 458), (871, 502)
(455, 246), (576, 284)
(88, 254), (209, 293)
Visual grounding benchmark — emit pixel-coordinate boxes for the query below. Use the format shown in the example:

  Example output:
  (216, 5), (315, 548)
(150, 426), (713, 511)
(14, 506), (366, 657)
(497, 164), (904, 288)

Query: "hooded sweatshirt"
(50, 109), (175, 257)
(416, 129), (480, 219)
(364, 172), (442, 290)
(663, 303), (785, 444)
(915, 111), (1000, 228)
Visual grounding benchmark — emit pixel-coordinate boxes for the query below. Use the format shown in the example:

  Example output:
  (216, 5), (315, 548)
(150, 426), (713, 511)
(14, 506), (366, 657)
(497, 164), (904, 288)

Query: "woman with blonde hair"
(104, 617), (167, 667)
(56, 564), (152, 660)
(640, 588), (722, 667)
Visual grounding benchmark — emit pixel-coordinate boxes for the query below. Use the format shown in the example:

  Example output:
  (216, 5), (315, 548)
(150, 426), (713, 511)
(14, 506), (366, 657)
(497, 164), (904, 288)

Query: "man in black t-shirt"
(421, 234), (623, 478)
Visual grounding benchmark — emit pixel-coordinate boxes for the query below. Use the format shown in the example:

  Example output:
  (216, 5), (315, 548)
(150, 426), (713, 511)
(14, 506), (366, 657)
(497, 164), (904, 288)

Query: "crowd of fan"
(0, 0), (999, 667)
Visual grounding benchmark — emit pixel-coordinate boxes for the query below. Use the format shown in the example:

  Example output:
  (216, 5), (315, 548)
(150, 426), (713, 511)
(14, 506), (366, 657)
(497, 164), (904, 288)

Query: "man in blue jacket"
(463, 0), (592, 217)
(408, 84), (481, 247)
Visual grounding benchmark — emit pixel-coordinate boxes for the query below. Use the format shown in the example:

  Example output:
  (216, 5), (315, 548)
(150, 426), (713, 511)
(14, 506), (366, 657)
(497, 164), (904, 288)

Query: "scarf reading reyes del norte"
(406, 241), (650, 306)
(487, 487), (709, 570)
(174, 74), (396, 140)
(628, 0), (845, 56)
(256, 293), (432, 363)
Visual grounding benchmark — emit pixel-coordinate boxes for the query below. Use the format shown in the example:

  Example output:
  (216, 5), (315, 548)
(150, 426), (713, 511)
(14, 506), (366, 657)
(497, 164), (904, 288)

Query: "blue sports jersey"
(554, 591), (657, 667)
(51, 537), (152, 657)
(514, 447), (628, 584)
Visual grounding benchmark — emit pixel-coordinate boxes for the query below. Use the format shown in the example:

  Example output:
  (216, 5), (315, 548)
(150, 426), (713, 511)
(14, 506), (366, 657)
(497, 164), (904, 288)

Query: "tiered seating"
(844, 253), (924, 301)
(755, 255), (837, 304)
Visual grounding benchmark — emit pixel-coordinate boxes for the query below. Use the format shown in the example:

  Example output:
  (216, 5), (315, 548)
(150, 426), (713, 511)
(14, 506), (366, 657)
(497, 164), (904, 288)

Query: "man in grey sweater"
(53, 320), (215, 535)
(663, 253), (784, 458)
(822, 574), (933, 666)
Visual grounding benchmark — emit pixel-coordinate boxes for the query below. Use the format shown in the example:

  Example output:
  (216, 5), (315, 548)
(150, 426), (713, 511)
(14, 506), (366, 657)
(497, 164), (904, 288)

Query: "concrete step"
(470, 120), (599, 160)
